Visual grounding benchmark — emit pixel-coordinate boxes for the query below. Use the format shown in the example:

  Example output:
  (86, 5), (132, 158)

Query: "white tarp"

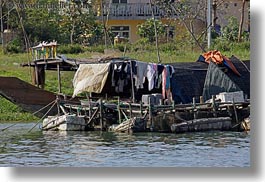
(72, 63), (111, 97)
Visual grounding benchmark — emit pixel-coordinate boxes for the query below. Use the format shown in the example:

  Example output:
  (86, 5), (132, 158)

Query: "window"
(111, 26), (130, 39)
(112, 0), (127, 3)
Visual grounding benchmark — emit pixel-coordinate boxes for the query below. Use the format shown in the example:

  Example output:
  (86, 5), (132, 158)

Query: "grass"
(0, 42), (250, 122)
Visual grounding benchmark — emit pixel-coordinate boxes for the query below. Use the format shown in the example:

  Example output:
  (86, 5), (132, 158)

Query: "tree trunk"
(238, 0), (246, 42)
(70, 22), (75, 44)
(212, 0), (217, 28)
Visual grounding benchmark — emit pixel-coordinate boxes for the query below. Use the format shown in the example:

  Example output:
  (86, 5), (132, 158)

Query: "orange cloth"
(203, 50), (224, 64)
(203, 50), (241, 76)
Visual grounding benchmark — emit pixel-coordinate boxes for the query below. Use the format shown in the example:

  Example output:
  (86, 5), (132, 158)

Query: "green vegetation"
(0, 97), (38, 122)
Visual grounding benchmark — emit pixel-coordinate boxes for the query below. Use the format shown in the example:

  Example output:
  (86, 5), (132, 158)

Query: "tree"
(237, 0), (246, 42)
(221, 16), (239, 42)
(59, 0), (95, 44)
(137, 18), (166, 42)
(155, 0), (207, 52)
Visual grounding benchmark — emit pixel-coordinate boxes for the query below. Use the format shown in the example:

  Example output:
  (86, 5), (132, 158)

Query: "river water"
(0, 123), (250, 167)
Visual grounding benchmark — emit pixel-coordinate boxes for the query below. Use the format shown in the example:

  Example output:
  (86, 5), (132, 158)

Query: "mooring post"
(212, 95), (217, 117)
(118, 96), (121, 123)
(99, 98), (103, 131)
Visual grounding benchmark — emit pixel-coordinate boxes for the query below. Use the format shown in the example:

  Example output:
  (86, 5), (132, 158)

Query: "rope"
(32, 99), (57, 115)
(0, 123), (18, 132)
(239, 59), (250, 73)
(28, 100), (57, 133)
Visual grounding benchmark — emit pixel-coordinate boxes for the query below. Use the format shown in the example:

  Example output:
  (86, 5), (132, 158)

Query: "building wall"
(106, 18), (206, 43)
(107, 19), (144, 43)
(214, 0), (250, 31)
(104, 0), (250, 43)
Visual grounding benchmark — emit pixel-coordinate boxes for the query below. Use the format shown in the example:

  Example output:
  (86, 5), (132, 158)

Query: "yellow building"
(97, 0), (250, 43)
(98, 0), (183, 43)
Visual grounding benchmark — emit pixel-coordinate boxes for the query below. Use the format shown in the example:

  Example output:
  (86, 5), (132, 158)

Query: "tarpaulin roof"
(202, 61), (242, 101)
(72, 63), (111, 97)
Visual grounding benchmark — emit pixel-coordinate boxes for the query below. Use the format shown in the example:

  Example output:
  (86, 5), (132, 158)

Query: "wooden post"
(200, 96), (204, 104)
(86, 92), (92, 118)
(140, 101), (143, 118)
(149, 97), (153, 131)
(212, 95), (217, 117)
(172, 100), (175, 115)
(118, 97), (121, 123)
(129, 102), (132, 119)
(172, 100), (175, 110)
(193, 97), (197, 119)
(130, 60), (135, 103)
(233, 98), (239, 123)
(34, 64), (39, 88)
(99, 98), (103, 131)
(57, 63), (62, 93)
(89, 98), (92, 119)
(56, 95), (60, 116)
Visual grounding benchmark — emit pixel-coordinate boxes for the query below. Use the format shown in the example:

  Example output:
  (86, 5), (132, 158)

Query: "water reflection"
(0, 123), (250, 167)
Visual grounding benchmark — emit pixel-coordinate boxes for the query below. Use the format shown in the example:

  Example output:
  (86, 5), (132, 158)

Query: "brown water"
(0, 123), (250, 167)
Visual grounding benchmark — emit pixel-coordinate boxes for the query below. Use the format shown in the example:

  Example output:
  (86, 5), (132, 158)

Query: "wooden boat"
(0, 76), (58, 118)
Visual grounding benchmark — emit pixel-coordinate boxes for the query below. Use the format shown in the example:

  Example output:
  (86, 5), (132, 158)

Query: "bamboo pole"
(149, 0), (161, 63)
(99, 98), (103, 130)
(130, 60), (136, 103)
(140, 101), (143, 117)
(193, 97), (197, 119)
(56, 95), (60, 116)
(149, 97), (153, 131)
(57, 63), (62, 93)
(118, 96), (121, 123)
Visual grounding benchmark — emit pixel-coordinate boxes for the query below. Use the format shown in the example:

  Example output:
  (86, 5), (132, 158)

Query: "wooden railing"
(102, 3), (165, 19)
(11, 2), (167, 19)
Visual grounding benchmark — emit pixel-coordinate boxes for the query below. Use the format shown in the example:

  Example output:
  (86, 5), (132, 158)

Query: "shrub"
(212, 39), (231, 52)
(85, 45), (105, 53)
(4, 38), (23, 54)
(57, 44), (84, 54)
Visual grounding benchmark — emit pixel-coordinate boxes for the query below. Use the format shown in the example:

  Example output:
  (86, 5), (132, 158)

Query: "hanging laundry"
(155, 64), (164, 89)
(162, 65), (175, 99)
(134, 61), (148, 89)
(162, 66), (167, 99)
(111, 62), (130, 93)
(146, 63), (156, 91)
